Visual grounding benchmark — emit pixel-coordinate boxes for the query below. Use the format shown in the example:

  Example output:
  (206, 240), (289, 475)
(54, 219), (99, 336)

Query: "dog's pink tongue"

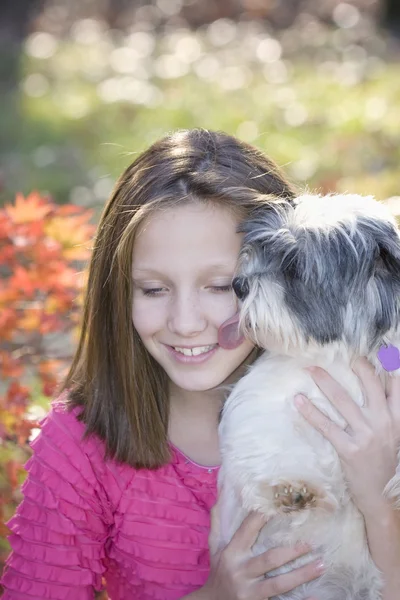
(218, 313), (245, 350)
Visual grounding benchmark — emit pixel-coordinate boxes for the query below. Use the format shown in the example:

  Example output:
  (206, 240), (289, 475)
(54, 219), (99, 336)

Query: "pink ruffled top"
(1, 398), (219, 599)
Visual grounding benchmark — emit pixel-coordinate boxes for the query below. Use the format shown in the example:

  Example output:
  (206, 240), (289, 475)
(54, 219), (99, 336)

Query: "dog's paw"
(273, 482), (317, 512)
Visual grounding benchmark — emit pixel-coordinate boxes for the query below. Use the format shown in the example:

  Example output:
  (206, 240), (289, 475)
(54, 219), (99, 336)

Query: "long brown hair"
(60, 129), (296, 469)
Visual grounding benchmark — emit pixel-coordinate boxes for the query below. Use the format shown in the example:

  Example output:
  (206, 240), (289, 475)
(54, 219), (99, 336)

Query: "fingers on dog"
(257, 558), (324, 598)
(297, 398), (345, 446)
(246, 542), (312, 578)
(353, 357), (386, 411)
(387, 372), (400, 401)
(309, 366), (364, 425)
(387, 375), (400, 432)
(227, 512), (267, 554)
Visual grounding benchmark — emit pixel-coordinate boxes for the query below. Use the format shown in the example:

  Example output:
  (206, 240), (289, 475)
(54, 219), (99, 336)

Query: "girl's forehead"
(132, 202), (243, 269)
(135, 203), (240, 244)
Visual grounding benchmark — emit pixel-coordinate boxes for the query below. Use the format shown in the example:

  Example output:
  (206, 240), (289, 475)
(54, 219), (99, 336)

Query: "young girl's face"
(131, 202), (254, 392)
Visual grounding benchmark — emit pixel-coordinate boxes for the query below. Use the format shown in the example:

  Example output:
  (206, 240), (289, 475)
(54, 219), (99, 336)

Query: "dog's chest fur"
(215, 351), (387, 600)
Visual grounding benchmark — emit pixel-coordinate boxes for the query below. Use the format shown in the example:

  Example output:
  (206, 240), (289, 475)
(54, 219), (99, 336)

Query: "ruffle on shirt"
(4, 555), (96, 585)
(105, 444), (219, 599)
(112, 533), (210, 570)
(1, 401), (111, 599)
(169, 446), (219, 512)
(7, 532), (105, 567)
(1, 569), (95, 600)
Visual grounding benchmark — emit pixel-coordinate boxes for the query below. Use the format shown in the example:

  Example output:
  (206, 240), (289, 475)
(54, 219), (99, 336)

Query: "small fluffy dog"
(212, 194), (400, 600)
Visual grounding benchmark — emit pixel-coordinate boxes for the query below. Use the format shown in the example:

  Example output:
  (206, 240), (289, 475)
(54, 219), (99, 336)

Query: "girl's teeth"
(174, 345), (214, 356)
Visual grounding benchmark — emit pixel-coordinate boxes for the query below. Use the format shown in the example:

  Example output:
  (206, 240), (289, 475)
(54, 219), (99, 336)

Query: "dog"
(212, 193), (400, 600)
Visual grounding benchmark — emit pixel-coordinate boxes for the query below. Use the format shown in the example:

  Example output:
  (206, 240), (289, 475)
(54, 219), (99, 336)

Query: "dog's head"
(234, 193), (400, 355)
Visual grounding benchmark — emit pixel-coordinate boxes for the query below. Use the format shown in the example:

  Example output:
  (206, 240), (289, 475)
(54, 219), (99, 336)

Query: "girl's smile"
(164, 342), (219, 364)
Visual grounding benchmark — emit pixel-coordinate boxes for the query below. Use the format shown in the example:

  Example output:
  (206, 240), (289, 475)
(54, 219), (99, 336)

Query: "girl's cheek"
(132, 300), (165, 332)
(204, 293), (238, 321)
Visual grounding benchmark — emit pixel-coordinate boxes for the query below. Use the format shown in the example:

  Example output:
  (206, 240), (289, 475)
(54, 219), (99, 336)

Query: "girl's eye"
(141, 285), (232, 296)
(142, 288), (165, 296)
(210, 285), (233, 293)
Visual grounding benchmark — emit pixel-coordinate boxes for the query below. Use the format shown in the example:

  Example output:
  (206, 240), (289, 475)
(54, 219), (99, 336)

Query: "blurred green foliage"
(1, 16), (399, 213)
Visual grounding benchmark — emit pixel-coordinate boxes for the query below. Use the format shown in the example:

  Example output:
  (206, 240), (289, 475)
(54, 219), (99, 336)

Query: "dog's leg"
(252, 478), (337, 518)
(272, 481), (319, 512)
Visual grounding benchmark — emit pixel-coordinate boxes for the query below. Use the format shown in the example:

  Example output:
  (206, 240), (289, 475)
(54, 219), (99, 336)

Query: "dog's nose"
(232, 276), (250, 300)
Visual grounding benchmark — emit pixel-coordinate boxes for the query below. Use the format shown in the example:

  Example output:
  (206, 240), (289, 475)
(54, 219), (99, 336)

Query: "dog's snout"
(232, 276), (250, 300)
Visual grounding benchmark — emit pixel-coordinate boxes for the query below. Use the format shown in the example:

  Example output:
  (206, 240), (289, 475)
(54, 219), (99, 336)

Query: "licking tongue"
(218, 313), (245, 350)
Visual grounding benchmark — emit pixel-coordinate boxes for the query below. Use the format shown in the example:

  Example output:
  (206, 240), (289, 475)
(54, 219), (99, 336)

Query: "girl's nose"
(167, 293), (207, 337)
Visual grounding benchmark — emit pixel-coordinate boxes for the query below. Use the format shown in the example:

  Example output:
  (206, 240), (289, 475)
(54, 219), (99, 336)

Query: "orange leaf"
(33, 239), (62, 264)
(0, 211), (11, 239)
(0, 244), (16, 263)
(13, 220), (46, 242)
(44, 265), (79, 289)
(0, 286), (21, 305)
(9, 266), (36, 297)
(42, 380), (58, 397)
(5, 192), (54, 224)
(44, 211), (95, 253)
(43, 295), (61, 314)
(57, 204), (84, 216)
(0, 352), (24, 378)
(6, 460), (18, 490)
(0, 307), (17, 328)
(6, 381), (30, 407)
(38, 359), (64, 375)
(63, 245), (92, 261)
(17, 308), (41, 330)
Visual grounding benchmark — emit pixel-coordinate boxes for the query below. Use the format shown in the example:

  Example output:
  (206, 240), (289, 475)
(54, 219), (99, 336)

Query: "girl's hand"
(203, 511), (323, 600)
(295, 357), (400, 517)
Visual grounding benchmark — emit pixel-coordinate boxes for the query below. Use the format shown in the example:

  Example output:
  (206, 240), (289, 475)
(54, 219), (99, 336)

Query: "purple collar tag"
(377, 344), (400, 372)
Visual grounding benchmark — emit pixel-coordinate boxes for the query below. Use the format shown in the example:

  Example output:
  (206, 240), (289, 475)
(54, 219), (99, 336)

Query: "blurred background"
(1, 0), (400, 215)
(0, 0), (400, 593)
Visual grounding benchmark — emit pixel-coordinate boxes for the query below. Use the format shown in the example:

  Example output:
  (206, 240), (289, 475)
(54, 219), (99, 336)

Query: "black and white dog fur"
(212, 194), (400, 600)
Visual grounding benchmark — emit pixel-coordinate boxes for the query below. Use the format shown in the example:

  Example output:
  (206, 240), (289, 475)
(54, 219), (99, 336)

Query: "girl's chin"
(172, 379), (225, 392)
(168, 375), (227, 393)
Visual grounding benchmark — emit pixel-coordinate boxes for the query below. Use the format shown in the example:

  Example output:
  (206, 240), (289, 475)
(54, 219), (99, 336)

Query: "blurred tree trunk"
(0, 0), (47, 194)
(0, 0), (47, 91)
(103, 0), (134, 29)
(382, 0), (400, 32)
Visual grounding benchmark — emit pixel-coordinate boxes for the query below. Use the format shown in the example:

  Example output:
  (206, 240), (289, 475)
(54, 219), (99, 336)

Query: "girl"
(2, 129), (399, 600)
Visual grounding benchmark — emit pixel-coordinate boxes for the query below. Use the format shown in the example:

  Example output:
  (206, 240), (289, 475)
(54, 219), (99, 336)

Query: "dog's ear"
(238, 199), (292, 238)
(358, 217), (400, 284)
(357, 217), (400, 337)
(376, 229), (400, 284)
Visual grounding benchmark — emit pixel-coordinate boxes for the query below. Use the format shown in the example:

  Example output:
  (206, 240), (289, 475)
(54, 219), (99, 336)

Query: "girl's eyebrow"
(132, 268), (164, 275)
(132, 271), (167, 284)
(132, 263), (234, 275)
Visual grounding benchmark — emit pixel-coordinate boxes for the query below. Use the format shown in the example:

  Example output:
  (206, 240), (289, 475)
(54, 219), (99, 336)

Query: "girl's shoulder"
(37, 391), (104, 464)
(31, 391), (135, 507)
